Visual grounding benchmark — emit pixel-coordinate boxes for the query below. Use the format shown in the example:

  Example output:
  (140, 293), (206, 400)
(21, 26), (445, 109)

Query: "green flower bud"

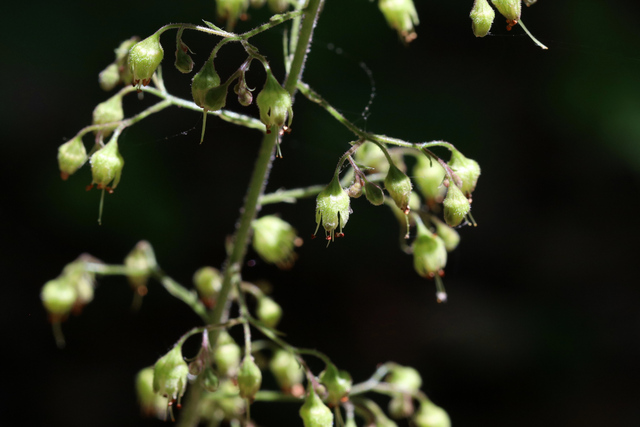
(348, 176), (363, 198)
(252, 215), (299, 269)
(61, 256), (96, 308)
(153, 345), (189, 405)
(413, 155), (446, 205)
(136, 366), (169, 417)
(92, 94), (124, 136)
(491, 0), (521, 22)
(129, 32), (164, 90)
(234, 76), (254, 107)
(443, 183), (470, 227)
(412, 222), (447, 279)
(216, 0), (250, 30)
(41, 277), (77, 319)
(364, 179), (385, 206)
(385, 163), (413, 214)
(315, 175), (351, 241)
(354, 142), (393, 174)
(90, 135), (124, 191)
(125, 240), (157, 294)
(174, 39), (194, 74)
(413, 400), (451, 427)
(431, 217), (460, 252)
(386, 364), (422, 392)
(388, 392), (414, 419)
(379, 0), (420, 43)
(98, 63), (120, 91)
(257, 296), (283, 329)
(256, 69), (293, 133)
(319, 363), (352, 406)
(193, 266), (222, 308)
(251, 0), (267, 7)
(213, 380), (245, 420)
(448, 150), (480, 196)
(269, 349), (304, 392)
(202, 367), (220, 392)
(470, 0), (495, 37)
(299, 386), (333, 427)
(237, 355), (262, 400)
(267, 0), (289, 13)
(58, 136), (87, 180)
(214, 331), (242, 376)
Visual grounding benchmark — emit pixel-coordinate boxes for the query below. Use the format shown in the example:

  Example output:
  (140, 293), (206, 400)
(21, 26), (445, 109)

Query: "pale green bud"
(193, 266), (222, 308)
(257, 296), (283, 329)
(448, 149), (480, 196)
(388, 392), (414, 419)
(136, 366), (169, 417)
(174, 40), (194, 74)
(386, 364), (422, 392)
(90, 136), (124, 191)
(319, 363), (352, 406)
(470, 0), (495, 37)
(412, 222), (447, 278)
(315, 175), (351, 241)
(443, 183), (471, 227)
(153, 345), (189, 405)
(299, 386), (333, 427)
(98, 63), (120, 91)
(41, 277), (77, 319)
(269, 349), (304, 392)
(214, 331), (242, 376)
(413, 400), (451, 427)
(491, 0), (521, 22)
(92, 94), (124, 136)
(379, 0), (419, 43)
(414, 155), (446, 205)
(58, 136), (87, 180)
(125, 241), (157, 293)
(237, 355), (262, 399)
(256, 69), (293, 133)
(129, 32), (164, 90)
(354, 141), (390, 174)
(431, 217), (460, 252)
(252, 215), (299, 269)
(192, 59), (221, 109)
(364, 179), (385, 206)
(385, 163), (413, 214)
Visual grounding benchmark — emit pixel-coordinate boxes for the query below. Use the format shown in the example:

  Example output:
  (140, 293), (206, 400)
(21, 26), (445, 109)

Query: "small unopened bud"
(153, 345), (189, 406)
(193, 266), (222, 308)
(216, 0), (250, 30)
(364, 179), (385, 206)
(58, 136), (87, 180)
(385, 163), (413, 214)
(348, 176), (363, 198)
(449, 150), (480, 196)
(256, 68), (293, 133)
(267, 0), (289, 13)
(136, 366), (169, 418)
(413, 400), (451, 427)
(92, 94), (124, 136)
(257, 296), (283, 329)
(315, 175), (351, 241)
(270, 350), (304, 393)
(413, 155), (446, 206)
(319, 363), (352, 406)
(235, 78), (254, 106)
(470, 0), (495, 37)
(443, 183), (470, 227)
(202, 367), (220, 392)
(252, 215), (299, 269)
(491, 0), (521, 22)
(412, 222), (447, 279)
(99, 63), (120, 91)
(192, 60), (221, 110)
(174, 40), (194, 74)
(299, 386), (333, 427)
(129, 32), (164, 90)
(41, 277), (77, 320)
(386, 364), (422, 392)
(90, 135), (124, 191)
(379, 0), (420, 43)
(125, 241), (157, 295)
(432, 217), (460, 252)
(237, 355), (262, 400)
(389, 392), (415, 419)
(214, 332), (242, 376)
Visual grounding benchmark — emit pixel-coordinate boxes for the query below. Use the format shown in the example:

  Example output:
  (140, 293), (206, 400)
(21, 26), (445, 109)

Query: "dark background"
(3, 1), (640, 426)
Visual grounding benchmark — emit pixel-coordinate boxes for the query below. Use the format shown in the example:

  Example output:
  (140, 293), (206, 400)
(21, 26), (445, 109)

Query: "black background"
(3, 1), (640, 426)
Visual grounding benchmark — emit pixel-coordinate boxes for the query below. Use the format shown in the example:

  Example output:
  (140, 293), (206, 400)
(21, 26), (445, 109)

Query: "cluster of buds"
(470, 0), (546, 48)
(98, 37), (139, 91)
